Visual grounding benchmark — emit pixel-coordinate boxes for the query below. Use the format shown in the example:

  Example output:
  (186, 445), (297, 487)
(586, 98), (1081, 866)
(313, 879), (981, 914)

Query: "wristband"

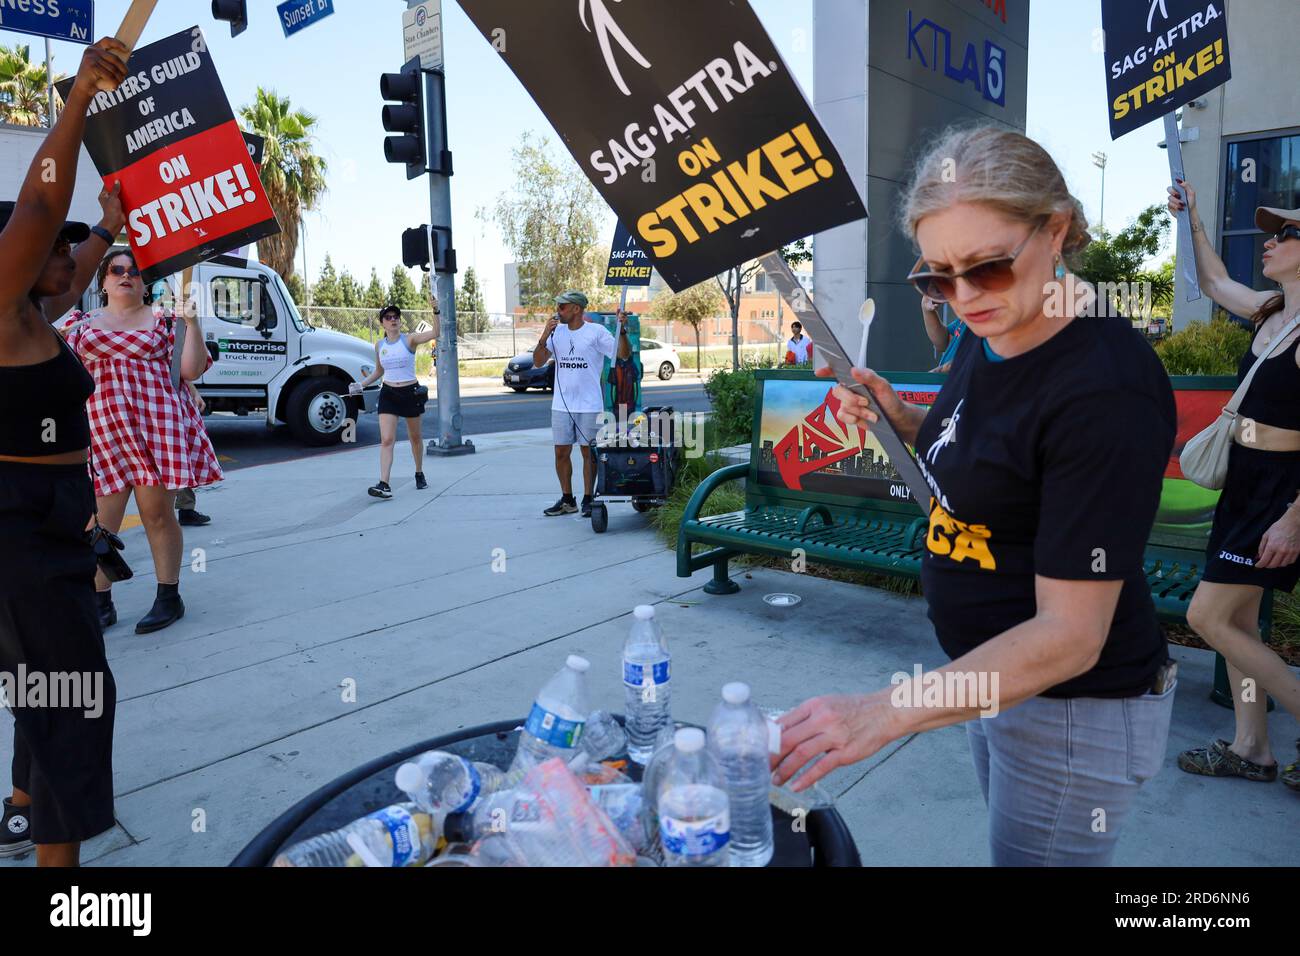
(90, 225), (115, 245)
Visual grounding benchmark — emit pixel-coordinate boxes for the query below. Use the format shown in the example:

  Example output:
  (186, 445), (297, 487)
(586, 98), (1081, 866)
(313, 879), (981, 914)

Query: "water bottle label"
(660, 811), (730, 858)
(453, 759), (482, 814)
(622, 658), (670, 688)
(351, 806), (420, 867)
(524, 702), (585, 748)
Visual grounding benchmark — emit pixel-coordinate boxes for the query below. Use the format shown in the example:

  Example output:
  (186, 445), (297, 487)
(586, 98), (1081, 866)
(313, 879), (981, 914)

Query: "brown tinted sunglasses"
(907, 221), (1043, 303)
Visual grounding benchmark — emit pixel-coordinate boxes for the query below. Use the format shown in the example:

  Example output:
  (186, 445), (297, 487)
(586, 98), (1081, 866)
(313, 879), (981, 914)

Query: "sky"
(30, 1), (1174, 314)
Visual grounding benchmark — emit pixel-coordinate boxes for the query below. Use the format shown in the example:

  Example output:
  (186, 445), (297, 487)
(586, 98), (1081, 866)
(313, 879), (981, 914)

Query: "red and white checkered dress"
(65, 310), (223, 498)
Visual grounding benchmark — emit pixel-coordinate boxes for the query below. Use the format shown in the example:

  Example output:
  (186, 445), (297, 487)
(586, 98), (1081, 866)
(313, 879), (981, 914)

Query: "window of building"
(1221, 130), (1300, 312)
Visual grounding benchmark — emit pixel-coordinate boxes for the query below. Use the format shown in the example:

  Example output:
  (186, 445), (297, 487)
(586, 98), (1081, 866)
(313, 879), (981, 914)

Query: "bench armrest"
(681, 463), (749, 524)
(795, 504), (834, 535)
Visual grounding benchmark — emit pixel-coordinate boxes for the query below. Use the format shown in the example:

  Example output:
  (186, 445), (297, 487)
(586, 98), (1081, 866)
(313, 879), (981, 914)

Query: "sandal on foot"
(1177, 739), (1277, 782)
(1282, 739), (1300, 793)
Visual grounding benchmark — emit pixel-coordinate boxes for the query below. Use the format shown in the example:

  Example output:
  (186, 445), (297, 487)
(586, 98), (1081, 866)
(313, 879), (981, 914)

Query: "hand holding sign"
(71, 39), (130, 101)
(98, 181), (126, 235)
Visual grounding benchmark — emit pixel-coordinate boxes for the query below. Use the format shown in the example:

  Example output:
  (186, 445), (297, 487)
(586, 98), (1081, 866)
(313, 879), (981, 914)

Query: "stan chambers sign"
(456, 0), (866, 291)
(1103, 0), (1231, 139)
(58, 26), (279, 283)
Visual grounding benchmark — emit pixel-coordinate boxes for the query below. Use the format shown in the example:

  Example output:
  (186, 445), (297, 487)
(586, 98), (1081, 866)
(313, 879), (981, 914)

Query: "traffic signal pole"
(422, 67), (473, 457)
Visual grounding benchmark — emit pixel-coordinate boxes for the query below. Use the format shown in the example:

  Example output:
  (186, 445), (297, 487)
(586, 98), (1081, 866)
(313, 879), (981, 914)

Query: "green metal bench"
(677, 370), (1275, 707)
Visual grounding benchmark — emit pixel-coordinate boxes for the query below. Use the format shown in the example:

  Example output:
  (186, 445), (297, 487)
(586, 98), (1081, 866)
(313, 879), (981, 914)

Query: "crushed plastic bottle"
(656, 728), (730, 867)
(580, 709), (628, 761)
(394, 751), (520, 816)
(272, 803), (439, 867)
(511, 655), (592, 772)
(623, 605), (671, 765)
(708, 682), (774, 867)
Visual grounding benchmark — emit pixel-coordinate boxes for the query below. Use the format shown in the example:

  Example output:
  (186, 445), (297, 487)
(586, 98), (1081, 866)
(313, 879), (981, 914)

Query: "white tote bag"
(1179, 311), (1300, 489)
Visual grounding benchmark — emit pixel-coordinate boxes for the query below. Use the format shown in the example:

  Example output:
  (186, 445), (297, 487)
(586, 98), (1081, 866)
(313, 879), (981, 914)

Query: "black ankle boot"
(135, 582), (185, 634)
(96, 589), (117, 630)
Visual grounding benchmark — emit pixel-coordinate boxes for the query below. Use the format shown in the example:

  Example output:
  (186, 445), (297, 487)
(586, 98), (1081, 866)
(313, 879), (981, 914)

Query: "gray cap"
(555, 290), (589, 308)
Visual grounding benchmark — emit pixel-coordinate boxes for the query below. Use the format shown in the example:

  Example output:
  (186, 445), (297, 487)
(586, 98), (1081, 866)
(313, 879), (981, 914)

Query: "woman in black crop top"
(0, 39), (128, 867)
(1168, 181), (1300, 793)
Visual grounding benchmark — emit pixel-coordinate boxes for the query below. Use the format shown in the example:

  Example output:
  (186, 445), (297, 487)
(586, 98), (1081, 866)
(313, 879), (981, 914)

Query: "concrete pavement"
(2, 427), (1295, 866)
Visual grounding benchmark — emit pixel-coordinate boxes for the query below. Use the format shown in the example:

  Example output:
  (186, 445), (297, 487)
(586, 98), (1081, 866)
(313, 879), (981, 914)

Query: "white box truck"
(2, 122), (379, 446)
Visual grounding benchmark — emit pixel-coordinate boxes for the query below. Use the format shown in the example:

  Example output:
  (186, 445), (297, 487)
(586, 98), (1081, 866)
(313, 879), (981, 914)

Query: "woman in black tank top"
(1167, 181), (1300, 792)
(0, 40), (129, 867)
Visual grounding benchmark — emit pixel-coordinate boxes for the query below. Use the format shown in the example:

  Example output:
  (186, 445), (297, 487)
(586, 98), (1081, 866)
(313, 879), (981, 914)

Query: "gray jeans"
(965, 682), (1175, 866)
(175, 488), (196, 510)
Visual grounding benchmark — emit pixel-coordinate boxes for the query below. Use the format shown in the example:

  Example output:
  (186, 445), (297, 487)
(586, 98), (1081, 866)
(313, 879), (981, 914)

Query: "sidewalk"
(2, 428), (1294, 866)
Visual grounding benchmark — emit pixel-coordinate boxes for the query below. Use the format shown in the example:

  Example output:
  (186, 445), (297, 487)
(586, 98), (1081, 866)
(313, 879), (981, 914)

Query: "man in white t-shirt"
(785, 321), (813, 364)
(533, 290), (631, 517)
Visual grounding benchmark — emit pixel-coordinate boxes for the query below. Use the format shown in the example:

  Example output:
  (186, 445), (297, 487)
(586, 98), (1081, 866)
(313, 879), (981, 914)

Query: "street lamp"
(1091, 151), (1108, 232)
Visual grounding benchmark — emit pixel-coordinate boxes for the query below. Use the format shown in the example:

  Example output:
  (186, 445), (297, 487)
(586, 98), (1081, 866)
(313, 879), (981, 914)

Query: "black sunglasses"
(108, 264), (141, 278)
(907, 221), (1044, 304)
(1271, 225), (1300, 244)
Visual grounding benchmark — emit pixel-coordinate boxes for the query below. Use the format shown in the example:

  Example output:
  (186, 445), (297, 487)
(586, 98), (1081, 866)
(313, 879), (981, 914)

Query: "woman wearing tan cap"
(1168, 180), (1300, 794)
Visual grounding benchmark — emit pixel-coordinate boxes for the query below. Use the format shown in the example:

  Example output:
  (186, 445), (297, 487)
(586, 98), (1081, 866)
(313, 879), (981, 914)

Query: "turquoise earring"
(1054, 255), (1066, 280)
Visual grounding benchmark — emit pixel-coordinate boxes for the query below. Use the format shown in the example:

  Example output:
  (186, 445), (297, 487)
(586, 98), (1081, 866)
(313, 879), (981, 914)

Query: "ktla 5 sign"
(1103, 0), (1230, 139)
(907, 9), (1007, 107)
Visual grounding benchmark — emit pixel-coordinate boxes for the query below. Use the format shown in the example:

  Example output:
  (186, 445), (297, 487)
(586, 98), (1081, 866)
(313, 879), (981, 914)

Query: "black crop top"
(0, 329), (94, 455)
(1237, 321), (1300, 432)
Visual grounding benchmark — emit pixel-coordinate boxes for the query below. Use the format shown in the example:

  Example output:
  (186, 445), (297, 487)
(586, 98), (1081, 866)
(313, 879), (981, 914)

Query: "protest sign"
(58, 26), (279, 283)
(456, 0), (866, 291)
(1102, 0), (1231, 139)
(604, 221), (652, 287)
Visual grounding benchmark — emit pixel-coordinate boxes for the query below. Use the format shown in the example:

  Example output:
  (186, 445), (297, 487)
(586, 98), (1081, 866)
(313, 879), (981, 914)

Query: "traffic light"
(381, 57), (426, 180)
(211, 0), (248, 37)
(402, 227), (430, 271)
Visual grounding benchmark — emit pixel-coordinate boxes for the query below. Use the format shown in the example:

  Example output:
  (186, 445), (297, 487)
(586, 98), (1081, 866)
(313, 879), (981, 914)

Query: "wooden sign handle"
(99, 0), (160, 91)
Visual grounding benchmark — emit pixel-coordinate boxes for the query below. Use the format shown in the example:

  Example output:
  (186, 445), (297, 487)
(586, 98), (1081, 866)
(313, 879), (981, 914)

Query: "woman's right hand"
(1168, 178), (1198, 219)
(73, 38), (130, 97)
(815, 365), (905, 430)
(348, 382), (363, 395)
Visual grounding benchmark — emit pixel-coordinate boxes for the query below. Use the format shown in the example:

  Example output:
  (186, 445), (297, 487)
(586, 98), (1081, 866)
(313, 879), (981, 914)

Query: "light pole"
(1091, 151), (1108, 233)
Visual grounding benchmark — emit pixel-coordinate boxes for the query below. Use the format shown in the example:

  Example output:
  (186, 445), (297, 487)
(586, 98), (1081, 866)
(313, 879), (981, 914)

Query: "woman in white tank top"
(350, 304), (438, 499)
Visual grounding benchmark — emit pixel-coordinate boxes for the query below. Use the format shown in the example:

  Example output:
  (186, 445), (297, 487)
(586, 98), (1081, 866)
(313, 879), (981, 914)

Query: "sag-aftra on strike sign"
(59, 26), (280, 282)
(457, 0), (866, 291)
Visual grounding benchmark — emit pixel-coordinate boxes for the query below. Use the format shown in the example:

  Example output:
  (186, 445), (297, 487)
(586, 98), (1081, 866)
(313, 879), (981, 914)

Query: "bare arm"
(179, 313), (209, 382)
(920, 297), (950, 352)
(533, 315), (559, 367)
(351, 342), (385, 393)
(42, 182), (126, 320)
(772, 576), (1120, 790)
(0, 39), (128, 311)
(1170, 179), (1275, 317)
(816, 366), (929, 446)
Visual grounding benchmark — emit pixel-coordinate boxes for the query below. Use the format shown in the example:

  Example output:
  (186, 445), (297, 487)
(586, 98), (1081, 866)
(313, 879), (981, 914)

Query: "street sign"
(277, 0), (335, 39)
(604, 222), (652, 286)
(0, 0), (93, 44)
(403, 0), (443, 72)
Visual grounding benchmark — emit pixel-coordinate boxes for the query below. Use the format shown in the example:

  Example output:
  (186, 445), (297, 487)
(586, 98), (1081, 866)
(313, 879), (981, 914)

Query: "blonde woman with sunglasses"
(773, 126), (1179, 865)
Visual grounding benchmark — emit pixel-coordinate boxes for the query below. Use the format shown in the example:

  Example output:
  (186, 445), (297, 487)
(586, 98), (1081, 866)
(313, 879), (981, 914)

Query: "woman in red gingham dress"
(64, 248), (221, 635)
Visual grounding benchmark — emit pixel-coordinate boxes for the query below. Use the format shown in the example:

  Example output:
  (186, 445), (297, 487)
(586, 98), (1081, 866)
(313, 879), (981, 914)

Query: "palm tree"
(0, 44), (61, 127)
(238, 87), (327, 279)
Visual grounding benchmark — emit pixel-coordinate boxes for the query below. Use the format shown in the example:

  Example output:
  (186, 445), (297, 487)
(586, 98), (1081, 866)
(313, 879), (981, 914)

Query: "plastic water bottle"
(272, 803), (439, 867)
(708, 682), (774, 867)
(581, 709), (629, 760)
(623, 605), (671, 764)
(656, 728), (730, 867)
(638, 721), (682, 861)
(394, 751), (520, 816)
(511, 655), (591, 772)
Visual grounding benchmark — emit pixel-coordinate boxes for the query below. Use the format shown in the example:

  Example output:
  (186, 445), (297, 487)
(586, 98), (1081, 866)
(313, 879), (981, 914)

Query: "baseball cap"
(0, 200), (91, 243)
(555, 290), (589, 308)
(1255, 205), (1300, 233)
(379, 304), (402, 319)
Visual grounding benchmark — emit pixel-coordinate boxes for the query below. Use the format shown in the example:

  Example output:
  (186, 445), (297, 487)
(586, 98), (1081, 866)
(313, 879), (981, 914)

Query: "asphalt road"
(204, 381), (712, 472)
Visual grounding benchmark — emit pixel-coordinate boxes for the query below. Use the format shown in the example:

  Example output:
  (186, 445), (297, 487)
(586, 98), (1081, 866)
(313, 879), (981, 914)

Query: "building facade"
(813, 0), (1030, 370)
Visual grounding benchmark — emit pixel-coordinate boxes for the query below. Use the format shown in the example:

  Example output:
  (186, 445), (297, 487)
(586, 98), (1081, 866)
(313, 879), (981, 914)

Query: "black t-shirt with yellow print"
(913, 311), (1176, 698)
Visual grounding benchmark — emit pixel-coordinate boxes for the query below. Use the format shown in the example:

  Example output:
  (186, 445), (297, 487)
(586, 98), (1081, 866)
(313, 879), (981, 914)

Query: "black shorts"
(1202, 443), (1300, 592)
(0, 461), (116, 845)
(377, 383), (427, 419)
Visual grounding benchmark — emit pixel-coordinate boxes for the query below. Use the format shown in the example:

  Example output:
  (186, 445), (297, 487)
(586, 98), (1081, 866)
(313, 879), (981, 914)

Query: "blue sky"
(31, 1), (1172, 312)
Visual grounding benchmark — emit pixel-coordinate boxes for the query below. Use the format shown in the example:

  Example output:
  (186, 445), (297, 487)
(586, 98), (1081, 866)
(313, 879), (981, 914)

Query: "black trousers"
(0, 461), (116, 844)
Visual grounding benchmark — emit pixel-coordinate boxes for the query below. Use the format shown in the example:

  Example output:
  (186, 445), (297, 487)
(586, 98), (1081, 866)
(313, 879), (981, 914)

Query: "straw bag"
(1179, 311), (1300, 489)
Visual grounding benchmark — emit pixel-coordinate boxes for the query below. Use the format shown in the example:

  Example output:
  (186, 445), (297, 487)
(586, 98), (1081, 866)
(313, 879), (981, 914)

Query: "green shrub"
(702, 357), (775, 447)
(1155, 317), (1252, 375)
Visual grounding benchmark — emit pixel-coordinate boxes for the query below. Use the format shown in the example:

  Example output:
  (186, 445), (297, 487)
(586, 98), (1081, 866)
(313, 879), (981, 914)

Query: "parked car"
(503, 353), (555, 392)
(640, 340), (680, 380)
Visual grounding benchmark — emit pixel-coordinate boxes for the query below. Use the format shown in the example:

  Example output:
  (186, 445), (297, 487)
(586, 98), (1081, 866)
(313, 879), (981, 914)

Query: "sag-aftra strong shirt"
(913, 312), (1176, 698)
